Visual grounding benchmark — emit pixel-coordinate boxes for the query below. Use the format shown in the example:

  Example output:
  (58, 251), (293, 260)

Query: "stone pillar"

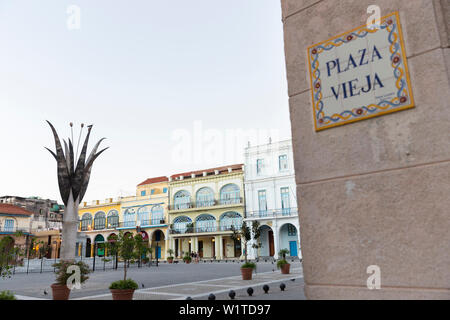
(281, 0), (450, 299)
(214, 236), (220, 259)
(217, 235), (223, 260)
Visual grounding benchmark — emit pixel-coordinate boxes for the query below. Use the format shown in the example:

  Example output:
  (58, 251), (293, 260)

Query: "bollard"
(280, 283), (286, 291)
(186, 296), (193, 300)
(208, 293), (216, 300)
(228, 290), (236, 300)
(247, 287), (254, 296)
(263, 285), (269, 294)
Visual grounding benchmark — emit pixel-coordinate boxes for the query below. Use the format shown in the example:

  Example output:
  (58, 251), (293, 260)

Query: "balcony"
(169, 197), (243, 211)
(0, 226), (33, 234)
(245, 208), (299, 219)
(168, 222), (242, 235)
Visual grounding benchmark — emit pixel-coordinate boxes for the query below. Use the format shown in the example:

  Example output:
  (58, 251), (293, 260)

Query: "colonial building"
(243, 139), (301, 260)
(78, 198), (122, 257)
(118, 176), (169, 259)
(0, 197), (63, 258)
(168, 165), (245, 260)
(0, 203), (33, 247)
(0, 196), (63, 231)
(77, 176), (170, 259)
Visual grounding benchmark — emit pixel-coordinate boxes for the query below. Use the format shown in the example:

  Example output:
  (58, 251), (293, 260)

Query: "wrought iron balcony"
(245, 208), (299, 219)
(169, 197), (243, 211)
(168, 222), (242, 234)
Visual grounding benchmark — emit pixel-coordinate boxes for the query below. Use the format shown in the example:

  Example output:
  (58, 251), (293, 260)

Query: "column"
(217, 235), (223, 260)
(214, 236), (220, 260)
(240, 237), (246, 260)
(273, 220), (279, 260)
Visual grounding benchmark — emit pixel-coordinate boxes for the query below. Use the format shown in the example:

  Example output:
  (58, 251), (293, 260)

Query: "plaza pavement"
(0, 261), (305, 300)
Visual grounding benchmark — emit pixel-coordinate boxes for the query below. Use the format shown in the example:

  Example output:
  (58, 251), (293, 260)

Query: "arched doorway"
(258, 225), (275, 257)
(151, 230), (165, 259)
(85, 238), (91, 257)
(279, 223), (299, 257)
(94, 234), (105, 257)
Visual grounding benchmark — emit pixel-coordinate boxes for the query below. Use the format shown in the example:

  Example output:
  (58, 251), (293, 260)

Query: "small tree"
(134, 234), (148, 265)
(117, 231), (136, 281)
(231, 220), (261, 265)
(167, 248), (174, 259)
(0, 236), (15, 279)
(106, 234), (119, 268)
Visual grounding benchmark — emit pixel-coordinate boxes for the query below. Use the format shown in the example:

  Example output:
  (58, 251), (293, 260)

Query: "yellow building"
(167, 164), (245, 260)
(78, 198), (121, 257)
(118, 176), (169, 259)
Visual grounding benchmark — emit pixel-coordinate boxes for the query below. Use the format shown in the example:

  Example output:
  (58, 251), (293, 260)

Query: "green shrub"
(52, 260), (90, 286)
(241, 262), (256, 269)
(277, 259), (289, 269)
(0, 290), (16, 300)
(109, 279), (138, 290)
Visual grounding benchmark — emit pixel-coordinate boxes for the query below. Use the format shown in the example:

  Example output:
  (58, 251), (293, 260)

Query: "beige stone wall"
(281, 0), (450, 299)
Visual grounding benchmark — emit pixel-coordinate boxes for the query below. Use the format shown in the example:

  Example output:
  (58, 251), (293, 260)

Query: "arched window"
(195, 214), (216, 232)
(151, 205), (164, 224)
(220, 184), (240, 205)
(219, 212), (242, 231)
(196, 187), (215, 207)
(93, 212), (106, 230)
(174, 190), (191, 209)
(173, 216), (192, 234)
(123, 209), (136, 228)
(81, 213), (92, 231)
(137, 206), (150, 226)
(107, 210), (119, 228)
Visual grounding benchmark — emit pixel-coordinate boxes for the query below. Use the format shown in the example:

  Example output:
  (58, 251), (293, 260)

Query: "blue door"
(289, 241), (298, 257)
(156, 246), (161, 259)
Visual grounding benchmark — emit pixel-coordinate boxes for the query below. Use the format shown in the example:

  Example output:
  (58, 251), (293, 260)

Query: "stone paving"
(77, 268), (304, 300)
(0, 261), (305, 300)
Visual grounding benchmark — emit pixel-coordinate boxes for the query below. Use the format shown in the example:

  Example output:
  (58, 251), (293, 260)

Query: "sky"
(0, 0), (291, 203)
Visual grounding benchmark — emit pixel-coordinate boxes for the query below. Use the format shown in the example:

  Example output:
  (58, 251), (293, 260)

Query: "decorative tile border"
(307, 12), (415, 131)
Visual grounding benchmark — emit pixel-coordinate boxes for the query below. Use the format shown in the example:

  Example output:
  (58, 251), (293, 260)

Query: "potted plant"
(167, 249), (174, 263)
(183, 252), (192, 264)
(277, 249), (291, 274)
(108, 231), (139, 300)
(231, 220), (261, 280)
(0, 291), (16, 300)
(51, 260), (90, 300)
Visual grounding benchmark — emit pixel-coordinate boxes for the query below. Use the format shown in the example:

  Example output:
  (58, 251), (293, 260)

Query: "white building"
(244, 139), (301, 260)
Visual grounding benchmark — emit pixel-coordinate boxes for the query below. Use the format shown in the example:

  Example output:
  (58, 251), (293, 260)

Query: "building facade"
(244, 139), (300, 260)
(118, 177), (169, 259)
(77, 177), (169, 259)
(0, 196), (63, 231)
(0, 203), (33, 248)
(78, 198), (122, 257)
(167, 165), (245, 260)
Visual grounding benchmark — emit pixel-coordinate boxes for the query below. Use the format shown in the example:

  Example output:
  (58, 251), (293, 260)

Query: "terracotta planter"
(241, 267), (253, 280)
(184, 259), (191, 264)
(51, 283), (71, 300)
(110, 289), (135, 300)
(281, 263), (291, 274)
(168, 258), (174, 264)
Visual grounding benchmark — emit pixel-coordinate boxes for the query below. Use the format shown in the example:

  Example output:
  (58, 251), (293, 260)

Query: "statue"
(45, 121), (108, 259)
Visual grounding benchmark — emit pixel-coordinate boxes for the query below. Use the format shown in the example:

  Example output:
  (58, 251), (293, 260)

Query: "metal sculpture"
(45, 121), (108, 259)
